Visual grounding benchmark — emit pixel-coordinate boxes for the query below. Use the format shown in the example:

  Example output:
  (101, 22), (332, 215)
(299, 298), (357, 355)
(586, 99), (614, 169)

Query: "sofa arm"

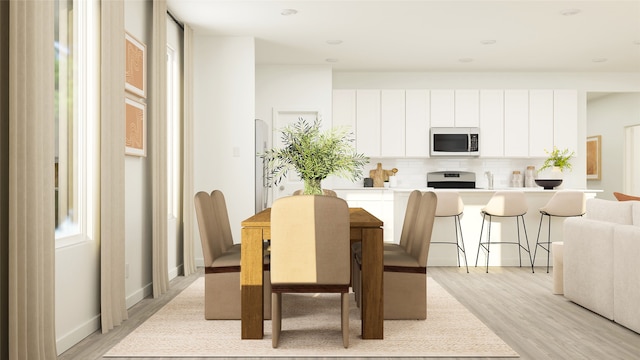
(563, 217), (614, 320)
(613, 225), (640, 333)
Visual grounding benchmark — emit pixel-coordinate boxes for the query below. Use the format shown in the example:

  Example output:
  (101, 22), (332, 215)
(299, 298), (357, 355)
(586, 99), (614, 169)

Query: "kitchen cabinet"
(429, 90), (455, 127)
(553, 90), (578, 155)
(479, 90), (504, 157)
(529, 90), (554, 157)
(355, 90), (381, 156)
(405, 90), (430, 157)
(380, 90), (406, 157)
(454, 90), (480, 127)
(332, 89), (356, 131)
(504, 90), (529, 157)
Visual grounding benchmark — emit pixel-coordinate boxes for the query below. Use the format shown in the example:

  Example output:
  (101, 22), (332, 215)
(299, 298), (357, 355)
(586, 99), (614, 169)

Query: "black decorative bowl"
(535, 179), (563, 190)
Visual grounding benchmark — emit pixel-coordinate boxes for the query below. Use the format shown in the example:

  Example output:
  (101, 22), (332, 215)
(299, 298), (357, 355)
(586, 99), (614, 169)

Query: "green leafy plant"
(538, 147), (575, 173)
(261, 118), (369, 195)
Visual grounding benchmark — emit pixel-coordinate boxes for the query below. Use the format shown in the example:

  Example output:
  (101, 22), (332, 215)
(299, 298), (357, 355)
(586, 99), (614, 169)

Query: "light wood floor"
(58, 266), (640, 360)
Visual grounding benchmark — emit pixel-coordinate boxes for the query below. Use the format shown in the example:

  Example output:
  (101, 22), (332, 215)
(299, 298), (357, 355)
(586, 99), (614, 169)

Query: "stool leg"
(485, 215), (492, 273)
(455, 215), (469, 273)
(546, 215), (552, 273)
(519, 215), (534, 272)
(516, 216), (523, 267)
(475, 214), (486, 268)
(533, 213), (544, 268)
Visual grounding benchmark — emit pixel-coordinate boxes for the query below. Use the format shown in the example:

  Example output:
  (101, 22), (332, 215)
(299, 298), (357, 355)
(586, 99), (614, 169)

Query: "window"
(55, 0), (97, 245)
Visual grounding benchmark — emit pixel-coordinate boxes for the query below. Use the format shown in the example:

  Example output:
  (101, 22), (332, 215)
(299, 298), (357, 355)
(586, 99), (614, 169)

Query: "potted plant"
(538, 146), (575, 173)
(261, 117), (369, 195)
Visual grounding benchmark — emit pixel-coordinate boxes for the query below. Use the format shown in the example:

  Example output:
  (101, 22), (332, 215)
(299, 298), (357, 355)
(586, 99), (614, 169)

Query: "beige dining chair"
(533, 190), (586, 273)
(270, 195), (351, 348)
(475, 191), (533, 273)
(194, 190), (271, 320)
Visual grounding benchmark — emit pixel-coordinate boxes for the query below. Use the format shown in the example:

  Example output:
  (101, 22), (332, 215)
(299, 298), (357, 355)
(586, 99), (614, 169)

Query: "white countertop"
(334, 187), (603, 193)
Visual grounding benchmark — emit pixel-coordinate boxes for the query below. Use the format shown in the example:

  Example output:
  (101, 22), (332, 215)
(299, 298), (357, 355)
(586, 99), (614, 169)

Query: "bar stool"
(432, 191), (468, 272)
(475, 191), (533, 273)
(533, 190), (586, 273)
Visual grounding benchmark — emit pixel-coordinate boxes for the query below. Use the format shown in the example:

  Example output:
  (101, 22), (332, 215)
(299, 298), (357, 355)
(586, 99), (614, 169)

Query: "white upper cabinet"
(405, 90), (430, 157)
(479, 90), (504, 157)
(553, 90), (579, 156)
(430, 90), (455, 127)
(356, 90), (381, 156)
(332, 89), (356, 131)
(454, 90), (480, 127)
(504, 90), (529, 157)
(380, 90), (406, 157)
(528, 90), (554, 157)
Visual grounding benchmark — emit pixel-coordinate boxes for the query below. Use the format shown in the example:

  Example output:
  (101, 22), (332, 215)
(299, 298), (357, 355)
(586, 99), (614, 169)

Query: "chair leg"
(485, 217), (491, 273)
(518, 215), (534, 272)
(272, 293), (281, 348)
(455, 215), (469, 273)
(546, 215), (552, 273)
(475, 213), (487, 269)
(341, 292), (349, 348)
(533, 213), (544, 270)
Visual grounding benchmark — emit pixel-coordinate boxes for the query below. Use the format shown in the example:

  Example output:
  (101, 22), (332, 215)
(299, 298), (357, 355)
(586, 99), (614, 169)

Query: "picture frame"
(125, 32), (146, 98)
(125, 97), (147, 157)
(586, 135), (601, 180)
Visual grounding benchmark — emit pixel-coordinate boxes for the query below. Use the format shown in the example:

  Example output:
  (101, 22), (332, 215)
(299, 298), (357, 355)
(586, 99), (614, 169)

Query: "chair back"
(483, 191), (528, 216)
(270, 195), (350, 285)
(541, 190), (586, 216)
(194, 191), (226, 267)
(211, 190), (235, 251)
(434, 191), (464, 217)
(399, 190), (422, 253)
(408, 192), (438, 267)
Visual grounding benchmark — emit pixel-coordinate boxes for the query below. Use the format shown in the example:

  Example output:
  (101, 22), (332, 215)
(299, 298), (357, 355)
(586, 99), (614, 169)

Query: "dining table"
(240, 207), (384, 340)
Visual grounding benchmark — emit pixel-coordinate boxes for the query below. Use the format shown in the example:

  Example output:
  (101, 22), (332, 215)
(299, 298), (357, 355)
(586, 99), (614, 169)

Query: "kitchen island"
(335, 187), (602, 268)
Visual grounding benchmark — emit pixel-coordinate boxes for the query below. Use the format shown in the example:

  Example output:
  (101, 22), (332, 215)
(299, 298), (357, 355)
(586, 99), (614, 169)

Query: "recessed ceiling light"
(592, 58), (607, 63)
(325, 58), (339, 63)
(480, 40), (496, 45)
(459, 58), (474, 63)
(326, 40), (343, 45)
(560, 8), (581, 16)
(280, 9), (298, 16)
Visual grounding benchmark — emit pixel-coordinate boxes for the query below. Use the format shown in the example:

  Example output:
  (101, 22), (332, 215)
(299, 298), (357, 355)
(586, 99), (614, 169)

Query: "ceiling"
(166, 0), (640, 72)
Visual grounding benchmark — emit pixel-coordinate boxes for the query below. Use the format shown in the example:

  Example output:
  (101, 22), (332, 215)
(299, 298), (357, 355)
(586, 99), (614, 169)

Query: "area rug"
(105, 277), (518, 358)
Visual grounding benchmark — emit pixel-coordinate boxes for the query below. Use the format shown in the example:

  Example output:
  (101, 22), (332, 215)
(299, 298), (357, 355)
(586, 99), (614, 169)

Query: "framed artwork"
(125, 97), (147, 157)
(586, 135), (601, 180)
(125, 32), (146, 98)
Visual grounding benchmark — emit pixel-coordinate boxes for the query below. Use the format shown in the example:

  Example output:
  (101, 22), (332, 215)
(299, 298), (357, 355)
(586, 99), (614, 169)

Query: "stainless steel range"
(427, 171), (476, 189)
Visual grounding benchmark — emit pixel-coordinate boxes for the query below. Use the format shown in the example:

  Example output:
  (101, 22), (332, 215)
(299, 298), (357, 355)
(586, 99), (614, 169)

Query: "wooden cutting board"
(369, 163), (398, 187)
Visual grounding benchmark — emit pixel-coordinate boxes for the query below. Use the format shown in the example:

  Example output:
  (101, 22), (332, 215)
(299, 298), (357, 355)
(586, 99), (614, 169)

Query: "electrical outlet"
(125, 263), (130, 279)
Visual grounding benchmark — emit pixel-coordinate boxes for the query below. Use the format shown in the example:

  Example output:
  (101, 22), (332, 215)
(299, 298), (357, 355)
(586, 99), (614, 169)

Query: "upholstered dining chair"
(194, 190), (271, 320)
(533, 190), (586, 273)
(270, 195), (351, 348)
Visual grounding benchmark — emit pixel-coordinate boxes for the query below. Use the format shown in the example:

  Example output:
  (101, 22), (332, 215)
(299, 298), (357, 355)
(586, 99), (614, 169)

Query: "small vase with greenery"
(261, 117), (369, 195)
(538, 146), (575, 175)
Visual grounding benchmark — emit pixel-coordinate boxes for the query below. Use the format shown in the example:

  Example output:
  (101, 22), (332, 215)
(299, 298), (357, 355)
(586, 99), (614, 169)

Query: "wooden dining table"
(240, 207), (384, 340)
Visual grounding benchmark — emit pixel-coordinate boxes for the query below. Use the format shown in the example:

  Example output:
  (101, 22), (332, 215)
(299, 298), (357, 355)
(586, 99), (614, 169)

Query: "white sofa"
(563, 198), (640, 334)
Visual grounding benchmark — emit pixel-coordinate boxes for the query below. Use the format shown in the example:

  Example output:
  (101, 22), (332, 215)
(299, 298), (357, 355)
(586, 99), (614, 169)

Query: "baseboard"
(56, 314), (100, 355)
(126, 282), (153, 309)
(169, 264), (183, 280)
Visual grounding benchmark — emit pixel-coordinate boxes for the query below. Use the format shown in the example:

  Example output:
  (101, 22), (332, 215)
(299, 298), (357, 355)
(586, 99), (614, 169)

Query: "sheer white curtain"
(7, 0), (57, 358)
(182, 24), (197, 276)
(1, 2), (9, 357)
(152, 0), (169, 297)
(100, 0), (128, 333)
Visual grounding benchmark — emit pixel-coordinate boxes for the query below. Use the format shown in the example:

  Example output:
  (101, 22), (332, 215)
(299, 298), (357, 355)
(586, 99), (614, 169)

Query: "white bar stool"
(475, 191), (533, 273)
(533, 190), (586, 273)
(433, 191), (468, 272)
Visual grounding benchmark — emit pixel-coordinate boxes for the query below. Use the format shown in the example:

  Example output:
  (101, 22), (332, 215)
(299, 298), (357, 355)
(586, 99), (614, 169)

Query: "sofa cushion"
(613, 225), (640, 334)
(585, 198), (633, 225)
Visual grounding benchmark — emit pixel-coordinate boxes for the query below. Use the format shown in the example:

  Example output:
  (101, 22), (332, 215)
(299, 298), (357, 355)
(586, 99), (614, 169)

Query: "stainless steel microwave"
(430, 127), (480, 157)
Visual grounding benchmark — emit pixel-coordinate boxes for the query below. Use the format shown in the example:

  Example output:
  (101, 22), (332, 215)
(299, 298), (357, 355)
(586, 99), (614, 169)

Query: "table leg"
(361, 227), (384, 339)
(241, 227), (264, 339)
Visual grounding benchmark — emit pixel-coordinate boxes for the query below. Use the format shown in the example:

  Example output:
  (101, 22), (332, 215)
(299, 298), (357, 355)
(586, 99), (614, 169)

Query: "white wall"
(192, 35), (255, 264)
(587, 93), (640, 200)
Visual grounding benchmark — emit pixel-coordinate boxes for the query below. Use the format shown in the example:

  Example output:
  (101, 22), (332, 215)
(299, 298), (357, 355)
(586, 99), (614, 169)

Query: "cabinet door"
(553, 90), (578, 155)
(356, 90), (381, 156)
(405, 90), (430, 157)
(455, 90), (480, 127)
(430, 90), (455, 127)
(529, 90), (554, 157)
(381, 90), (406, 157)
(504, 90), (529, 157)
(479, 90), (504, 157)
(332, 89), (356, 131)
